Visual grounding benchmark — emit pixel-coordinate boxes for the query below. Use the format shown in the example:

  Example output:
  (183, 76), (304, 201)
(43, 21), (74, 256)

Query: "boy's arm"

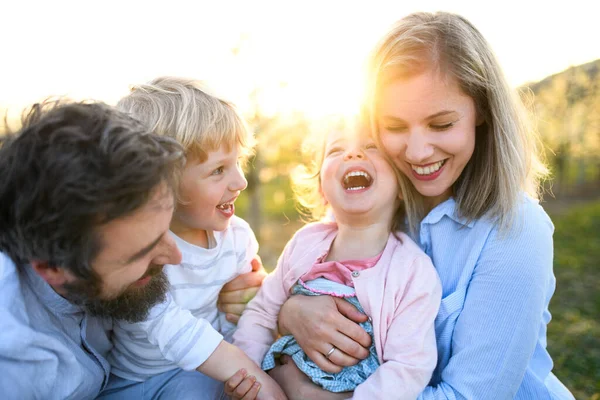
(219, 219), (262, 331)
(115, 292), (224, 372)
(353, 255), (442, 400)
(232, 236), (297, 365)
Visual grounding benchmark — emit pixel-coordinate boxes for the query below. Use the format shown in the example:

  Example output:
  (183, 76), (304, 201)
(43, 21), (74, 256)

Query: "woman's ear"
(476, 112), (486, 127)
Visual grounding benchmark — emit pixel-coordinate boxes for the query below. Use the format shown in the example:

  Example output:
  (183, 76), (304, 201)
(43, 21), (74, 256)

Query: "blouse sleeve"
(418, 205), (555, 399)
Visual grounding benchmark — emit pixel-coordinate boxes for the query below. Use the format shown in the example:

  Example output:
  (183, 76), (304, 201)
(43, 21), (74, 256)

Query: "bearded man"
(0, 101), (185, 399)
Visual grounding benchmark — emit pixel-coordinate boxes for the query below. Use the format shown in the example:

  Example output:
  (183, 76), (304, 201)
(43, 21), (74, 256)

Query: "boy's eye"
(211, 166), (224, 176)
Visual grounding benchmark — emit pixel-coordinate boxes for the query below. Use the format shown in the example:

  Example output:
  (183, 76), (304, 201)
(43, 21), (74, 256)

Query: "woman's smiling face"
(377, 69), (478, 209)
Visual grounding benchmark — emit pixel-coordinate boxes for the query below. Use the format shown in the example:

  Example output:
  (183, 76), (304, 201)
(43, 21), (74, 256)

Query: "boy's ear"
(30, 260), (72, 287)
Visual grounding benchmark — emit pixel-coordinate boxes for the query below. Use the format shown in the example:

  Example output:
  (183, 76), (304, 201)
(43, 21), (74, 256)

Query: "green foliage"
(524, 60), (600, 194)
(547, 201), (600, 399)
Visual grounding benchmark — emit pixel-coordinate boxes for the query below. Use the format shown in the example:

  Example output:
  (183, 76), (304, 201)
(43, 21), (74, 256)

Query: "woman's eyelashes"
(430, 121), (456, 131)
(383, 121), (457, 132)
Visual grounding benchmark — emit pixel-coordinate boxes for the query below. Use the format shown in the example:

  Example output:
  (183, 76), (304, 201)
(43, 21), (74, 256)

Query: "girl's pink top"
(300, 252), (383, 287)
(233, 221), (442, 400)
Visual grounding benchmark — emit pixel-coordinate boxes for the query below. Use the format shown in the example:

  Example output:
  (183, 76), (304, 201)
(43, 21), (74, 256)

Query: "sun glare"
(1, 0), (598, 120)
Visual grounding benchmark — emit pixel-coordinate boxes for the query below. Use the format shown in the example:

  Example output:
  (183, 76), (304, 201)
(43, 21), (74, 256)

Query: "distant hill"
(523, 59), (600, 158)
(522, 59), (600, 191)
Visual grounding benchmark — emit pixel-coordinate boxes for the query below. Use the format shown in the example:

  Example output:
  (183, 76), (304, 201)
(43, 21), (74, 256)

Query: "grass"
(546, 200), (600, 399)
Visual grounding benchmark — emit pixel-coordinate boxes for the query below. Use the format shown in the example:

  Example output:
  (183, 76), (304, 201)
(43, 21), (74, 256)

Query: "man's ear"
(30, 260), (71, 287)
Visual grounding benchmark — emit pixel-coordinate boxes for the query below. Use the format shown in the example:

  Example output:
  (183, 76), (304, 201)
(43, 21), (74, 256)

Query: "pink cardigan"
(233, 222), (442, 399)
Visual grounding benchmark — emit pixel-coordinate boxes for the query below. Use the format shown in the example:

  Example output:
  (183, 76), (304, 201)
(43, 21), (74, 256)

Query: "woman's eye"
(211, 166), (224, 176)
(431, 122), (455, 131)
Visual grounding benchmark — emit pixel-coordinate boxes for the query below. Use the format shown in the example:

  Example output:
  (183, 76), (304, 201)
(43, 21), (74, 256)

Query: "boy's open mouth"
(342, 170), (373, 191)
(216, 202), (234, 212)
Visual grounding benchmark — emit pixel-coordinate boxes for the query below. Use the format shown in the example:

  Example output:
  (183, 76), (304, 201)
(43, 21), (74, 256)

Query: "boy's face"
(174, 144), (248, 234)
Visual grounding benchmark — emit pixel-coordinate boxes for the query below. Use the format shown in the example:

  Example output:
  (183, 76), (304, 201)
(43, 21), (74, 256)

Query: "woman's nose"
(405, 131), (434, 163)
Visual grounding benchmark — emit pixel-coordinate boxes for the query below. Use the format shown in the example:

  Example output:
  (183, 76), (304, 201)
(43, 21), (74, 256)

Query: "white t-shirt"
(108, 216), (258, 381)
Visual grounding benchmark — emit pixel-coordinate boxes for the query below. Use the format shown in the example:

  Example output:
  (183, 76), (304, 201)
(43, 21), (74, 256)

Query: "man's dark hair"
(0, 100), (185, 279)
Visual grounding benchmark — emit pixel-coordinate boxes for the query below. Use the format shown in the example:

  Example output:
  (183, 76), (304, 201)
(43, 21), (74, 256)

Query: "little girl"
(232, 120), (442, 399)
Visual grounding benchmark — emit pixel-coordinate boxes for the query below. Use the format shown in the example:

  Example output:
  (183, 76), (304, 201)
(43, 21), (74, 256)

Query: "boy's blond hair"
(117, 76), (255, 163)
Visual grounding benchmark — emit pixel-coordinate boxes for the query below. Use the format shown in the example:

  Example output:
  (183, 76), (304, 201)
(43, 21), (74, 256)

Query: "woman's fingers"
(278, 295), (371, 368)
(322, 340), (364, 368)
(333, 296), (368, 324)
(307, 349), (344, 374)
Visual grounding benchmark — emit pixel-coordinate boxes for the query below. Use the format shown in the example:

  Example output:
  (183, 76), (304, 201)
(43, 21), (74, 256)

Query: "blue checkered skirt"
(261, 278), (379, 393)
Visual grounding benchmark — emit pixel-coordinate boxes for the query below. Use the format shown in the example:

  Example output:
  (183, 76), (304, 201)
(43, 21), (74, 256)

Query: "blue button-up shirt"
(0, 253), (112, 400)
(415, 196), (574, 399)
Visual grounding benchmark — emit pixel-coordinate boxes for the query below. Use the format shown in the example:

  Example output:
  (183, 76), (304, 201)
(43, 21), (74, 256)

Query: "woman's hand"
(218, 256), (267, 324)
(268, 355), (352, 400)
(278, 295), (372, 373)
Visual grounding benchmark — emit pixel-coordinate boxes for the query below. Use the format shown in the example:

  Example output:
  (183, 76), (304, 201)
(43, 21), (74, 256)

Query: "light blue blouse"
(415, 196), (574, 399)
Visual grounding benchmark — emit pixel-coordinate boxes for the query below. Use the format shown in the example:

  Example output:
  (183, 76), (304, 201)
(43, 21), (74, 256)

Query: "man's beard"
(63, 264), (169, 323)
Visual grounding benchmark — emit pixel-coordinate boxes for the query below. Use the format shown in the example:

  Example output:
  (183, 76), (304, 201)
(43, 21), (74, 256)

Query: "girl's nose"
(343, 147), (365, 161)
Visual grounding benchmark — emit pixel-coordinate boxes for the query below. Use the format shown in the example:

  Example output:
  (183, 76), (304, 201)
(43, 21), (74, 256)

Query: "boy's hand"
(218, 256), (267, 324)
(225, 369), (261, 400)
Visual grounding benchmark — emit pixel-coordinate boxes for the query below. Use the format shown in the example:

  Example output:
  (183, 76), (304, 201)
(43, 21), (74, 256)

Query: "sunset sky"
(1, 0), (598, 118)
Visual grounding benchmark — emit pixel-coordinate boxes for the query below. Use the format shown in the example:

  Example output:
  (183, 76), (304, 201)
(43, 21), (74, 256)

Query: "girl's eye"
(431, 122), (455, 131)
(211, 166), (224, 176)
(384, 126), (408, 133)
(365, 142), (378, 150)
(326, 147), (343, 156)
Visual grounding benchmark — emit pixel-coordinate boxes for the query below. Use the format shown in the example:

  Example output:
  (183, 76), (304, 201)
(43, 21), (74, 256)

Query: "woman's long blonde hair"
(366, 11), (548, 235)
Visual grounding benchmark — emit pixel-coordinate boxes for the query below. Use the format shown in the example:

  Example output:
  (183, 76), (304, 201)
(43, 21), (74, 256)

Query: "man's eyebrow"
(125, 232), (166, 264)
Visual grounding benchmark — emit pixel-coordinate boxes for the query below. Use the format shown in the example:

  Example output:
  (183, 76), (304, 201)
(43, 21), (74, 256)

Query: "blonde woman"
(232, 12), (574, 400)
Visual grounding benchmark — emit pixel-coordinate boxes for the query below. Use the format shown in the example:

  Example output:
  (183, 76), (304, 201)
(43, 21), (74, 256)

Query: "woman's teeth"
(411, 160), (445, 175)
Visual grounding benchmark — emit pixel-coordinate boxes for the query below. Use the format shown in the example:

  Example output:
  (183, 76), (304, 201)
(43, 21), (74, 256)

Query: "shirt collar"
(420, 197), (475, 228)
(24, 264), (84, 315)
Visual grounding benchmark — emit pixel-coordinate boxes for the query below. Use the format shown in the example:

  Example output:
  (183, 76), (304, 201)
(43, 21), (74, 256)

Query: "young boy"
(100, 77), (284, 400)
